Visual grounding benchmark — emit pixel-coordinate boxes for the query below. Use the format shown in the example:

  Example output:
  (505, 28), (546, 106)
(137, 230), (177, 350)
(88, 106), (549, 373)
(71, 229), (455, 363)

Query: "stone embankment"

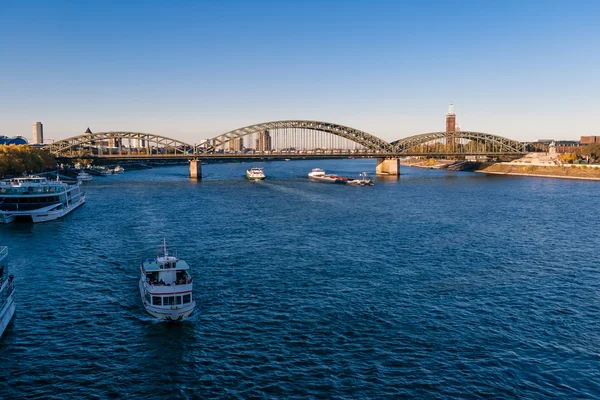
(476, 163), (600, 181)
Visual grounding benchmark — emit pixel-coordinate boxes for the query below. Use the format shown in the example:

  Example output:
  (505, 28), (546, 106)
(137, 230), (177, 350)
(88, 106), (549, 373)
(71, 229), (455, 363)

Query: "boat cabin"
(142, 255), (192, 287)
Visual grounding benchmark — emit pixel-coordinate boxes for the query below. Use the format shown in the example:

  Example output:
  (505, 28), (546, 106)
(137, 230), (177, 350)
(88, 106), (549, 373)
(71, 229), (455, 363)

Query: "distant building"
(0, 136), (28, 145)
(32, 122), (43, 144)
(455, 123), (461, 132)
(445, 102), (457, 145)
(229, 137), (244, 152)
(581, 136), (600, 144)
(255, 130), (272, 151)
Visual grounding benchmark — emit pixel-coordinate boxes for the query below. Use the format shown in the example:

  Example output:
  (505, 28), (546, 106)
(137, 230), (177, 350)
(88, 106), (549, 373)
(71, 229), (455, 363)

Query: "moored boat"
(246, 167), (265, 180)
(113, 165), (125, 174)
(139, 239), (195, 321)
(0, 246), (15, 339)
(77, 171), (93, 182)
(0, 176), (85, 223)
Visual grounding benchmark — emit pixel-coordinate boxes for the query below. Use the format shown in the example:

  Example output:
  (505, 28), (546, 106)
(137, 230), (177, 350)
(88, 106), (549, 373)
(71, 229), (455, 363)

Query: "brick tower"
(446, 102), (456, 146)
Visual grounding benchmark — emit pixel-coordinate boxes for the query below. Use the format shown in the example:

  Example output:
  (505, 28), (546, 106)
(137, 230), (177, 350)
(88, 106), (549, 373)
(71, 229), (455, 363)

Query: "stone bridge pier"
(376, 157), (400, 176)
(189, 159), (202, 179)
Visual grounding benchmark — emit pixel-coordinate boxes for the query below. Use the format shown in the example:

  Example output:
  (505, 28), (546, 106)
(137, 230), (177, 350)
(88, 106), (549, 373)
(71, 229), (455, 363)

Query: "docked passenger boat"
(307, 168), (349, 184)
(139, 240), (195, 321)
(0, 176), (85, 223)
(246, 167), (265, 180)
(0, 247), (15, 339)
(77, 171), (93, 182)
(347, 172), (374, 186)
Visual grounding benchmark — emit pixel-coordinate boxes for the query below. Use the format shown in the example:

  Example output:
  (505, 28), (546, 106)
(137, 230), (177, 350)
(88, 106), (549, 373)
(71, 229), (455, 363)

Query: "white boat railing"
(0, 246), (7, 260)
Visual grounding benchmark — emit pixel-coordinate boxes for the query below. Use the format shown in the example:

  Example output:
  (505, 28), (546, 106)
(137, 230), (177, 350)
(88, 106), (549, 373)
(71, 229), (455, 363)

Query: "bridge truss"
(206, 120), (395, 153)
(393, 131), (527, 156)
(47, 132), (195, 157)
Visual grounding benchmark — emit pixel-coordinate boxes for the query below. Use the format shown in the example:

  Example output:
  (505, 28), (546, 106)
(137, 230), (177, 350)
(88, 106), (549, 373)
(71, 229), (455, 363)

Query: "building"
(445, 102), (457, 145)
(255, 130), (272, 151)
(32, 122), (43, 144)
(0, 136), (28, 145)
(581, 136), (600, 144)
(228, 137), (244, 152)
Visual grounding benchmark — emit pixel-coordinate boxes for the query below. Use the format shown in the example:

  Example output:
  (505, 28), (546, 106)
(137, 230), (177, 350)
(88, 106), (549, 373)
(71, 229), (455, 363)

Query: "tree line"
(0, 145), (56, 178)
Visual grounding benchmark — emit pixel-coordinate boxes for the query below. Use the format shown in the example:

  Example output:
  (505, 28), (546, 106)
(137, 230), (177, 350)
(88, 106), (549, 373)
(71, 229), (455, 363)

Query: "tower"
(446, 102), (456, 132)
(445, 102), (456, 146)
(32, 122), (43, 144)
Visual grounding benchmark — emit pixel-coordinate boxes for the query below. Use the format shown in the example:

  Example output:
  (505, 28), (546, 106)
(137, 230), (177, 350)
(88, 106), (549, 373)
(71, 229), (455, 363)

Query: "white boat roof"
(142, 258), (191, 271)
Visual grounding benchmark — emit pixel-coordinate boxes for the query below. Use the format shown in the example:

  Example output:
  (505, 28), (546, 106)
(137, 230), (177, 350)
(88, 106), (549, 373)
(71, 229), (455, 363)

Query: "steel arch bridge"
(392, 131), (527, 155)
(207, 120), (395, 153)
(47, 131), (195, 157)
(45, 123), (528, 159)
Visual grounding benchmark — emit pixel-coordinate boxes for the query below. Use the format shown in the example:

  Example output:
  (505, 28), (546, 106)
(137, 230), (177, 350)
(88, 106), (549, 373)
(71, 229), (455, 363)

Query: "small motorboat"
(246, 167), (265, 180)
(347, 172), (374, 186)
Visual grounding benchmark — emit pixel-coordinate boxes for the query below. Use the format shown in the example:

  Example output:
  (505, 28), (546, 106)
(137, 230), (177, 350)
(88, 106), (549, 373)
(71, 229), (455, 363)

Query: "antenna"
(163, 238), (168, 257)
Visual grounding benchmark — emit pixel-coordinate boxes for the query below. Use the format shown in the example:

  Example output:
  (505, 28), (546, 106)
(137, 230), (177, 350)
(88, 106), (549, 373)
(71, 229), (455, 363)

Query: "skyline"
(1, 0), (599, 143)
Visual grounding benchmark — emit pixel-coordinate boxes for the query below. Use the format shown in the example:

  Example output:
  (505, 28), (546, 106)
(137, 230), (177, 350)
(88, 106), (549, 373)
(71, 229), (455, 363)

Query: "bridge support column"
(189, 159), (202, 180)
(376, 157), (400, 176)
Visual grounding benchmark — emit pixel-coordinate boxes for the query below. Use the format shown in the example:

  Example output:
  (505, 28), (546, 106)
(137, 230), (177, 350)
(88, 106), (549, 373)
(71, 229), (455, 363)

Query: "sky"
(0, 0), (598, 144)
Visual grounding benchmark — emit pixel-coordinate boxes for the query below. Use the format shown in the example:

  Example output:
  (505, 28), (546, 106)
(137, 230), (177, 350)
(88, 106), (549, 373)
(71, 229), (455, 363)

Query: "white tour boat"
(246, 167), (265, 180)
(139, 240), (195, 321)
(77, 171), (93, 182)
(0, 246), (15, 339)
(0, 176), (85, 223)
(113, 165), (125, 174)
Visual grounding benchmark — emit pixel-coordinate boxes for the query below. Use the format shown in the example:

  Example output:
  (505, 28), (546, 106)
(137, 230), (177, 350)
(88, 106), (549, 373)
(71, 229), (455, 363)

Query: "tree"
(581, 143), (600, 163)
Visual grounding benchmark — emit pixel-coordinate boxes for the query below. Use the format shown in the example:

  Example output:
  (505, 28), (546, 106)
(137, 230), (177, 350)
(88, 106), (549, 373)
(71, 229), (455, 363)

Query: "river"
(0, 159), (599, 398)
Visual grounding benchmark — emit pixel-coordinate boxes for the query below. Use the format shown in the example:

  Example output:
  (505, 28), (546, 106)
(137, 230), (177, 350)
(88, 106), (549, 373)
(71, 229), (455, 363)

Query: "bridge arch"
(207, 120), (394, 152)
(46, 132), (195, 157)
(392, 131), (526, 154)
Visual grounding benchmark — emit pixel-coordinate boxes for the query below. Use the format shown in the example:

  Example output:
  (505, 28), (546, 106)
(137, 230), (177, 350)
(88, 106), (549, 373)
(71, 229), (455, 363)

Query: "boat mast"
(163, 238), (168, 257)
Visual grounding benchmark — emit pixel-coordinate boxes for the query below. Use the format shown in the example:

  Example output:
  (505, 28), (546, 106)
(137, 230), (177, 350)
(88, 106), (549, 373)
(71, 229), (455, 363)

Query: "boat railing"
(0, 275), (14, 307)
(0, 246), (7, 261)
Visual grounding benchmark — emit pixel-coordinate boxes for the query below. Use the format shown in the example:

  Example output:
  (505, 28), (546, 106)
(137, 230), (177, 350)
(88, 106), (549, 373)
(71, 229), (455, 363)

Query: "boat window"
(183, 294), (191, 304)
(176, 296), (182, 305)
(152, 296), (161, 306)
(164, 296), (175, 306)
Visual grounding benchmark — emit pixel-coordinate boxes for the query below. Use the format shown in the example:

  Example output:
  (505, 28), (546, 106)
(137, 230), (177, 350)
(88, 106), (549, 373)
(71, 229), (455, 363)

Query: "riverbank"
(477, 163), (600, 180)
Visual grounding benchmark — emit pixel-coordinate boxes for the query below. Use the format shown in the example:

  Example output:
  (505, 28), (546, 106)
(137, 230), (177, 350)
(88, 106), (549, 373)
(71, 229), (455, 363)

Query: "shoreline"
(475, 170), (600, 181)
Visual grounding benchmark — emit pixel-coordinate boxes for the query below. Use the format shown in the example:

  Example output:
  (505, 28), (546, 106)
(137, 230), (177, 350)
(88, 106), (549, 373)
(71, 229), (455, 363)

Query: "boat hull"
(308, 176), (348, 184)
(0, 292), (16, 339)
(139, 279), (195, 321)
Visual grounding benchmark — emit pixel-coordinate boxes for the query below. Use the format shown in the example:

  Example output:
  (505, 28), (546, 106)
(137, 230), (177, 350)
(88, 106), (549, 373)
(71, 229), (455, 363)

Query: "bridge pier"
(189, 159), (202, 180)
(376, 157), (400, 176)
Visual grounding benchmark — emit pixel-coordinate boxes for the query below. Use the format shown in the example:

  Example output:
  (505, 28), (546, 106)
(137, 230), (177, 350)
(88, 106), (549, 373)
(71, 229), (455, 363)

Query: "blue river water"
(0, 159), (599, 399)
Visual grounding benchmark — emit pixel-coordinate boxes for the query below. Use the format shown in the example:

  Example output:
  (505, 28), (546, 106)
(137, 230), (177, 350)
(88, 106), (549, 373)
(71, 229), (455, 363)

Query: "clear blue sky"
(0, 0), (598, 143)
